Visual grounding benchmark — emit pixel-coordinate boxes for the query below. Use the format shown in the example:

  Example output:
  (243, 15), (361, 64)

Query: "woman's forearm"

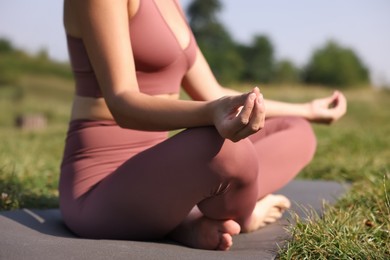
(107, 91), (215, 131)
(220, 86), (313, 120)
(106, 87), (266, 143)
(264, 99), (312, 119)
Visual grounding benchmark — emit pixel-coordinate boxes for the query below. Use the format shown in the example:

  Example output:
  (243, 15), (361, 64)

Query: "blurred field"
(0, 74), (73, 209)
(0, 72), (389, 258)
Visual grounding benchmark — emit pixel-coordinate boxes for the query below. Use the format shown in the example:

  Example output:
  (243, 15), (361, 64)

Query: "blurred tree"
(273, 59), (301, 85)
(238, 35), (275, 83)
(0, 38), (17, 86)
(187, 0), (244, 83)
(0, 38), (14, 53)
(304, 40), (370, 87)
(0, 38), (72, 86)
(187, 0), (222, 31)
(37, 48), (49, 61)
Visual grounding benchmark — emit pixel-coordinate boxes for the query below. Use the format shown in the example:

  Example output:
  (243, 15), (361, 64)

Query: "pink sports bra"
(66, 0), (197, 97)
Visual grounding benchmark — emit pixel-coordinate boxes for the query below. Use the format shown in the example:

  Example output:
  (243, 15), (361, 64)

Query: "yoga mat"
(0, 180), (348, 260)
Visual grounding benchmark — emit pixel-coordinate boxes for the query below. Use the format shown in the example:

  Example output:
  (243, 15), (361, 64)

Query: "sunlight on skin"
(243, 194), (291, 233)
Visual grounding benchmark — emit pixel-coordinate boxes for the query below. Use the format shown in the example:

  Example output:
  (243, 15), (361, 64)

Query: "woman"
(60, 0), (347, 251)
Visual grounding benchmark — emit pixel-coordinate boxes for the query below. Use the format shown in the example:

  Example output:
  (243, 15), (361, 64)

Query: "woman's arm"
(71, 0), (264, 141)
(73, 0), (212, 131)
(221, 88), (347, 124)
(182, 48), (347, 124)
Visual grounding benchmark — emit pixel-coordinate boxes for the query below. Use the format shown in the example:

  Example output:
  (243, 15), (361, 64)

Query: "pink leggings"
(59, 116), (316, 240)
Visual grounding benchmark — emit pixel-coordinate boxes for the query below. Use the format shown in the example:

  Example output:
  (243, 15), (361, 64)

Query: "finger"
(320, 91), (347, 123)
(335, 91), (347, 109)
(252, 86), (261, 96)
(224, 93), (256, 142)
(232, 92), (256, 127)
(233, 93), (265, 141)
(227, 88), (262, 141)
(216, 91), (257, 140)
(327, 91), (341, 108)
(317, 91), (336, 109)
(230, 91), (255, 109)
(333, 91), (347, 118)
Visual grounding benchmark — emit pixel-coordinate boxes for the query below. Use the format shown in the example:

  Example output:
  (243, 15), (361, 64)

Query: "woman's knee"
(178, 126), (258, 184)
(210, 137), (259, 185)
(197, 137), (259, 220)
(286, 116), (317, 161)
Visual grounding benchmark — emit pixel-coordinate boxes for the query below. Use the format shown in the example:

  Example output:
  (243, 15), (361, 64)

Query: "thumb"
(230, 91), (256, 109)
(235, 87), (260, 106)
(328, 91), (340, 108)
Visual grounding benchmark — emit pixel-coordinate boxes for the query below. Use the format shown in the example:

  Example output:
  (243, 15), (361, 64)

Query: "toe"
(222, 220), (241, 235)
(273, 194), (291, 209)
(217, 233), (233, 251)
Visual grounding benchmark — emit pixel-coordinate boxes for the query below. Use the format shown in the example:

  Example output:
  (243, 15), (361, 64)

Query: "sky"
(0, 0), (389, 87)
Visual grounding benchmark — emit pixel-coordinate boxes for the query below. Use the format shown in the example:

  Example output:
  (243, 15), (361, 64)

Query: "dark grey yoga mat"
(0, 180), (348, 260)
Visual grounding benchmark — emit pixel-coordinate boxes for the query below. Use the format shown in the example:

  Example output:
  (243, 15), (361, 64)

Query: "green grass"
(282, 176), (390, 259)
(0, 74), (72, 210)
(0, 72), (389, 258)
(0, 51), (72, 86)
(258, 86), (390, 259)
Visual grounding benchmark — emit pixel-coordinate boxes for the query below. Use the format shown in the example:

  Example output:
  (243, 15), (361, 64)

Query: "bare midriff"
(71, 93), (180, 121)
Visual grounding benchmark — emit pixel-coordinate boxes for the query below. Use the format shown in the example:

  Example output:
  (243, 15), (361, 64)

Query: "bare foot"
(168, 217), (241, 251)
(241, 194), (291, 233)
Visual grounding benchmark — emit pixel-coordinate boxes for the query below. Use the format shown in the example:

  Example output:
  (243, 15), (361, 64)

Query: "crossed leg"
(66, 126), (259, 250)
(61, 117), (316, 251)
(244, 116), (317, 230)
(170, 117), (316, 243)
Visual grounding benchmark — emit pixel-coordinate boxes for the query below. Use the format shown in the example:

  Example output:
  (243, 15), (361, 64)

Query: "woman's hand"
(212, 87), (265, 142)
(308, 91), (347, 124)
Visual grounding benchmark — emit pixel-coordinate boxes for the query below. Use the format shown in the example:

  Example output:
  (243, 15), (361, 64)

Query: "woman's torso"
(64, 0), (197, 121)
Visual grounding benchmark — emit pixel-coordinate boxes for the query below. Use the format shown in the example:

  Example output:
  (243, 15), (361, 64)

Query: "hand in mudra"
(213, 87), (265, 142)
(309, 91), (347, 124)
